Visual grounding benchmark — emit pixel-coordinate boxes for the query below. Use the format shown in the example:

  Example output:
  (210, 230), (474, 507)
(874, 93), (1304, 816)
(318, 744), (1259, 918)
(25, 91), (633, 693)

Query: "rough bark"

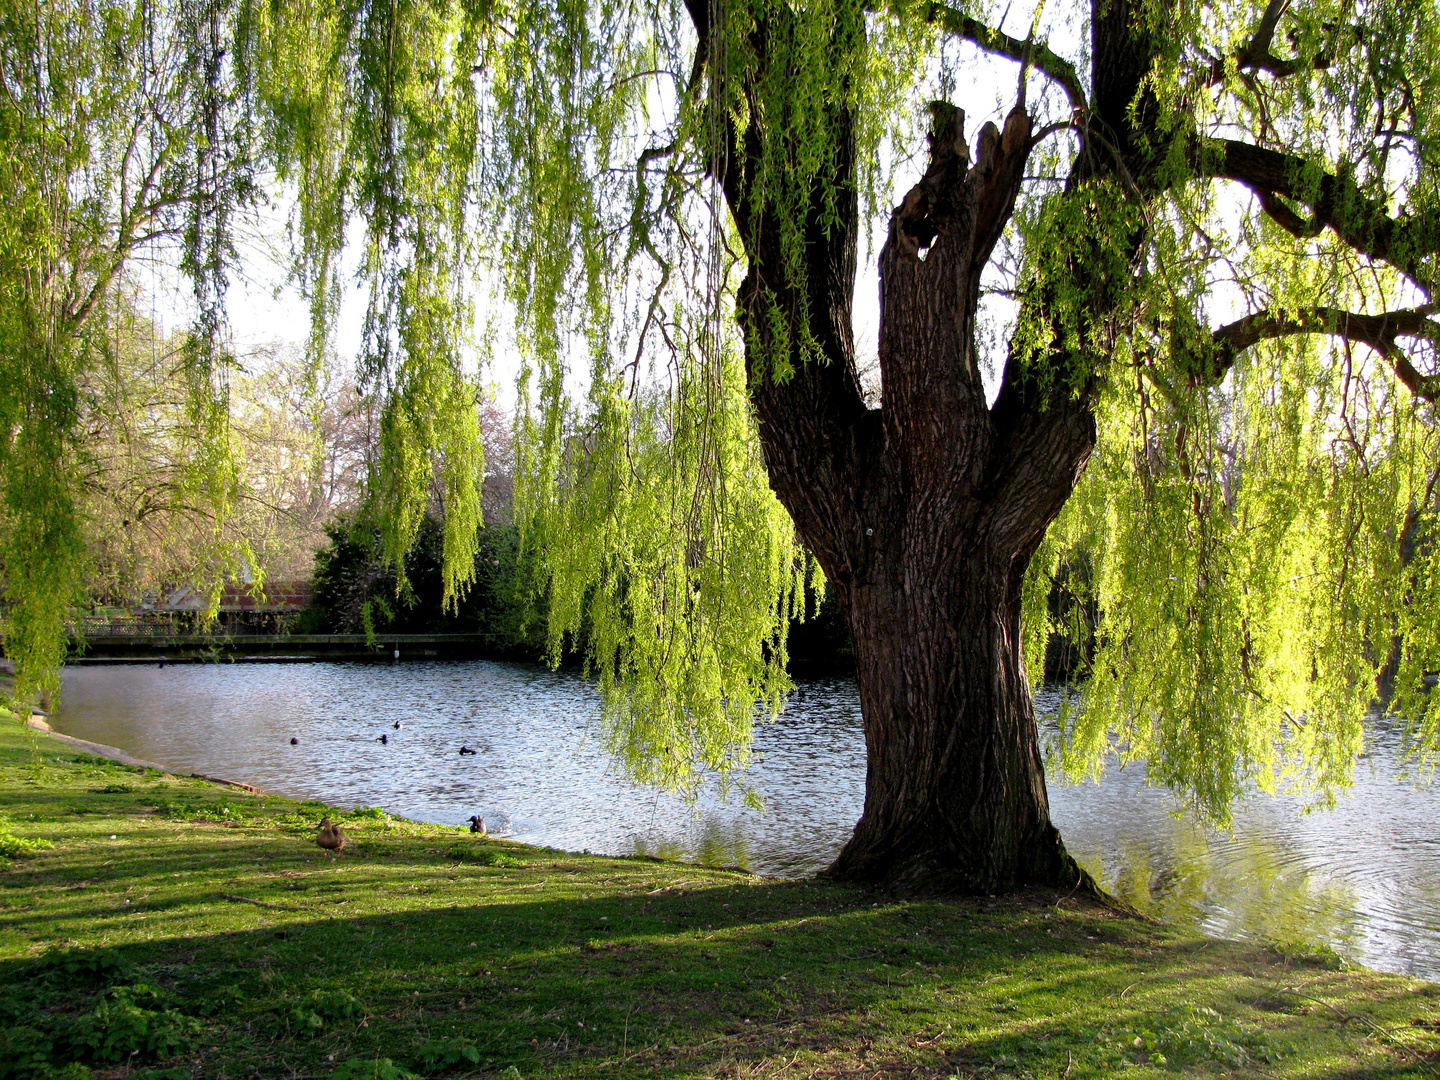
(836, 549), (1078, 889)
(702, 0), (1162, 892)
(820, 106), (1096, 889)
(729, 98), (1095, 890)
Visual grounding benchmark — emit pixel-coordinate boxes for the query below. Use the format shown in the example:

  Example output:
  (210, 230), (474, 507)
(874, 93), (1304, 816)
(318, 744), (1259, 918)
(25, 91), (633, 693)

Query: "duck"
(393, 721), (402, 730)
(290, 737), (299, 745)
(315, 817), (345, 856)
(468, 815), (486, 835)
(378, 733), (389, 744)
(459, 746), (477, 755)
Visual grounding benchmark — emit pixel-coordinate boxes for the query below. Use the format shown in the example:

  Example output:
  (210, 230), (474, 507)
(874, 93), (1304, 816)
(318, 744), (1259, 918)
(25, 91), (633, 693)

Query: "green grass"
(0, 712), (1437, 1080)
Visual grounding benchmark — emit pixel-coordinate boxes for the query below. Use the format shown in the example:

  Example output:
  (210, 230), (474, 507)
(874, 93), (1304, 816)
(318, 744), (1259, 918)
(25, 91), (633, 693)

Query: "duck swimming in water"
(468, 815), (486, 835)
(315, 817), (345, 856)
(393, 721), (402, 730)
(459, 746), (477, 755)
(290, 737), (299, 745)
(378, 733), (388, 744)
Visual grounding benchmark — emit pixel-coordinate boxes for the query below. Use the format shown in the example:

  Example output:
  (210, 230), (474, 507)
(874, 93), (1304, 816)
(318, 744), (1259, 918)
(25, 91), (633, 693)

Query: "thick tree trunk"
(735, 103), (1092, 890)
(710, 0), (1157, 893)
(814, 107), (1099, 889)
(828, 544), (1080, 889)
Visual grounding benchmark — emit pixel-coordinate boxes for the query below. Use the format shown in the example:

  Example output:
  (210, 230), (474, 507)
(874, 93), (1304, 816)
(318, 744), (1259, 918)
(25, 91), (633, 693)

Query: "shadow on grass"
(3, 853), (1434, 1079)
(1, 738), (1436, 1078)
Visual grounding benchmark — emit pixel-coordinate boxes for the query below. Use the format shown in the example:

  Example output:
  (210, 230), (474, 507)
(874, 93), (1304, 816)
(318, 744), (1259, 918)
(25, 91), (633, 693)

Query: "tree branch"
(1208, 138), (1440, 296)
(913, 2), (1087, 113)
(678, 0), (876, 580)
(1199, 305), (1440, 399)
(1242, 0), (1289, 63)
(1204, 8), (1361, 87)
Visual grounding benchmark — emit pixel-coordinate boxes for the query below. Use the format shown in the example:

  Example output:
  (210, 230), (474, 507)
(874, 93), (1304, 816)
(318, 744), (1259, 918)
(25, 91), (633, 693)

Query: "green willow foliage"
(0, 0), (256, 704)
(0, 0), (486, 707)
(7, 0), (1440, 818)
(485, 0), (933, 795)
(1019, 0), (1440, 819)
(244, 0), (486, 599)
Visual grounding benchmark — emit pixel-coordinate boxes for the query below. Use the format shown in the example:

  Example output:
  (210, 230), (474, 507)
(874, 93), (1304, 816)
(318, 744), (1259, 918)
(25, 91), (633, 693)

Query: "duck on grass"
(0, 718), (1436, 1080)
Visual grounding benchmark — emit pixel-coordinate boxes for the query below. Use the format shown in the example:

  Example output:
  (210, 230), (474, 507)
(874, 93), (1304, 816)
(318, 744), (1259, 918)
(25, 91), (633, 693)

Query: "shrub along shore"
(0, 712), (1437, 1080)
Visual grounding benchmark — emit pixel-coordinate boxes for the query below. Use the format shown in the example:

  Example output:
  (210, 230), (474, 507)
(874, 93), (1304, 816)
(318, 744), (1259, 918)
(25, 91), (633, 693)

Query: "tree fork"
(732, 98), (1097, 890)
(818, 104), (1093, 891)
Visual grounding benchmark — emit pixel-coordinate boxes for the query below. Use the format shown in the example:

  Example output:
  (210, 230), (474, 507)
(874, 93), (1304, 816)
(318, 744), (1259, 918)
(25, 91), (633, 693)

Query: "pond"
(52, 659), (1440, 981)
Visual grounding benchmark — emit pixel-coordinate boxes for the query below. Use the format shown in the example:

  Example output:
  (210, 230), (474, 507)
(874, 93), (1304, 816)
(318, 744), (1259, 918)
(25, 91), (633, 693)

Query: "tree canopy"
(5, 0), (1440, 844)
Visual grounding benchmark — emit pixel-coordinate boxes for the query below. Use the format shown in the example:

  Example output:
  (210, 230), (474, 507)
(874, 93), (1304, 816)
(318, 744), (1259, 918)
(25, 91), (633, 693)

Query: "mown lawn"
(0, 712), (1437, 1080)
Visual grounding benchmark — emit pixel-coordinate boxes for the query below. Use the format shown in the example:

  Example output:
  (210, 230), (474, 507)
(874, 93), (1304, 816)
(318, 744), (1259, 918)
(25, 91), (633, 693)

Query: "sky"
(198, 4), (1088, 412)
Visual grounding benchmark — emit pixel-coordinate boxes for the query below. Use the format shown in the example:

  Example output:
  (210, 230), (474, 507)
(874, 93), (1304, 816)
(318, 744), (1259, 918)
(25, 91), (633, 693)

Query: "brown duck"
(315, 816), (345, 856)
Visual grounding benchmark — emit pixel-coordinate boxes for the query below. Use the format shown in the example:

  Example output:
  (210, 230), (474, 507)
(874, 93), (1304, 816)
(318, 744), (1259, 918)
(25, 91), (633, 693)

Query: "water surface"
(53, 660), (1440, 980)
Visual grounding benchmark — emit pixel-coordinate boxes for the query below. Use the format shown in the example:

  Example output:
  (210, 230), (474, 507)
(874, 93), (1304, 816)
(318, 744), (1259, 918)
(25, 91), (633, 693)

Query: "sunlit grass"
(0, 714), (1437, 1079)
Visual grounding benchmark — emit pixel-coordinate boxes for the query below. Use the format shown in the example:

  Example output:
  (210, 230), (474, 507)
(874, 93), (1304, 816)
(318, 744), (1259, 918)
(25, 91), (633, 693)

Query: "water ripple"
(52, 660), (1440, 981)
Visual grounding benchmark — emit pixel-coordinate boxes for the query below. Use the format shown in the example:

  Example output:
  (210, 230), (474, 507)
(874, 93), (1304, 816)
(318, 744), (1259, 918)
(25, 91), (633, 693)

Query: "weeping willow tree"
(8, 0), (1440, 891)
(0, 0), (263, 705)
(0, 0), (484, 707)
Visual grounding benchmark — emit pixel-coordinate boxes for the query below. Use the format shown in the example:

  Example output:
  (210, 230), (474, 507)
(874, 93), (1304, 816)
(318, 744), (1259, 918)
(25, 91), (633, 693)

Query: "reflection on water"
(53, 661), (865, 881)
(1047, 703), (1440, 980)
(1067, 814), (1364, 961)
(53, 660), (1440, 980)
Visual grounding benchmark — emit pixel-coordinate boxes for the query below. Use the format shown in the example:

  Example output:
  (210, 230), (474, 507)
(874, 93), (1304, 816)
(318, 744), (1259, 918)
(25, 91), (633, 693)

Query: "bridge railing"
(58, 621), (504, 647)
(69, 616), (187, 638)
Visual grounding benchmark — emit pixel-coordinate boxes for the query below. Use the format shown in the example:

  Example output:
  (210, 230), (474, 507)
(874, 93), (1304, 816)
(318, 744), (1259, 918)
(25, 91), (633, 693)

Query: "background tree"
(226, 348), (374, 580)
(303, 395), (527, 642)
(7, 0), (1440, 893)
(0, 0), (259, 702)
(0, 0), (483, 706)
(78, 319), (372, 607)
(304, 512), (528, 640)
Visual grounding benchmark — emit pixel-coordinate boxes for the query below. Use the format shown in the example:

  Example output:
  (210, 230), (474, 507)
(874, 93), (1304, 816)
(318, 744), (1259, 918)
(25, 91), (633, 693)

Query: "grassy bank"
(0, 714), (1437, 1080)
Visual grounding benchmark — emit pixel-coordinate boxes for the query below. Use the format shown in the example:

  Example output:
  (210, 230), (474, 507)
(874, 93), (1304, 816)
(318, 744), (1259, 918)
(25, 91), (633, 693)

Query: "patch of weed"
(0, 814), (53, 858)
(446, 843), (524, 867)
(1267, 938), (1350, 970)
(0, 830), (53, 857)
(0, 973), (198, 1080)
(190, 984), (246, 1017)
(329, 1059), (421, 1080)
(1090, 1004), (1284, 1069)
(147, 798), (244, 822)
(416, 1036), (481, 1070)
(287, 989), (365, 1035)
(28, 949), (135, 990)
(68, 984), (201, 1064)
